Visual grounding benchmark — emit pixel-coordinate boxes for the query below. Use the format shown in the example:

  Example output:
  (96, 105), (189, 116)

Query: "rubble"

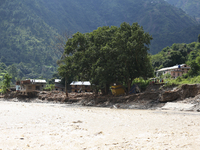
(1, 84), (200, 112)
(160, 84), (200, 102)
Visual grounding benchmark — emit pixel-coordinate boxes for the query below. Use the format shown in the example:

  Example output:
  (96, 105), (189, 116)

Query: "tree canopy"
(151, 35), (200, 76)
(58, 22), (154, 94)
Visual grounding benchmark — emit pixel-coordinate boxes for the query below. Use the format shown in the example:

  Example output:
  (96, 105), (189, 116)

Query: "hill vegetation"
(166, 0), (200, 22)
(0, 0), (59, 81)
(151, 35), (200, 71)
(31, 0), (199, 54)
(0, 0), (200, 84)
(151, 24), (200, 54)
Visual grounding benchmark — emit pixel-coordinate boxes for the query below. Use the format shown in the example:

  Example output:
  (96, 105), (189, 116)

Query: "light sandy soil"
(1, 101), (200, 150)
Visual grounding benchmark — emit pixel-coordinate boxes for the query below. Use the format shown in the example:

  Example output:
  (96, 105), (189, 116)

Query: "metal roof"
(30, 79), (47, 83)
(55, 79), (61, 83)
(70, 81), (91, 86)
(157, 64), (190, 72)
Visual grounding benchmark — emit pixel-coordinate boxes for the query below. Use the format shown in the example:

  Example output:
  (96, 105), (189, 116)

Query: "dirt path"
(0, 101), (200, 150)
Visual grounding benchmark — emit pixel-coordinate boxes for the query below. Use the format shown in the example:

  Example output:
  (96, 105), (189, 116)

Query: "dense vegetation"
(151, 35), (200, 83)
(22, 0), (199, 54)
(0, 0), (200, 84)
(151, 24), (200, 54)
(152, 35), (200, 71)
(166, 0), (200, 22)
(0, 0), (59, 81)
(58, 23), (154, 94)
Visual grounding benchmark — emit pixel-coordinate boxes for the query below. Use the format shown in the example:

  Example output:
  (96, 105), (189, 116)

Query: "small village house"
(156, 64), (191, 78)
(16, 79), (47, 95)
(54, 79), (65, 91)
(70, 81), (92, 92)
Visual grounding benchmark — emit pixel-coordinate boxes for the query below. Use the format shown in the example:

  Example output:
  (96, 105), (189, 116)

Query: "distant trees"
(58, 22), (153, 94)
(151, 42), (200, 70)
(198, 34), (200, 43)
(152, 35), (200, 77)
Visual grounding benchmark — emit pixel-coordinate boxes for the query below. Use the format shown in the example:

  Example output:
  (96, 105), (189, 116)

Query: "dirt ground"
(1, 101), (200, 150)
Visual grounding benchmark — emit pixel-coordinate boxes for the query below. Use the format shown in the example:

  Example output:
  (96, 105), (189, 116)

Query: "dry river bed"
(0, 101), (200, 150)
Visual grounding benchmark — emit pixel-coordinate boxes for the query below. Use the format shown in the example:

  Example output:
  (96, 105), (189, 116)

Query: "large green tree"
(114, 22), (153, 91)
(58, 22), (153, 94)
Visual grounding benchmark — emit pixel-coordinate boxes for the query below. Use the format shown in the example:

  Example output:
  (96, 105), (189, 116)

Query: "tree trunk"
(101, 88), (106, 95)
(65, 77), (68, 98)
(105, 84), (110, 95)
(95, 88), (99, 96)
(127, 80), (132, 94)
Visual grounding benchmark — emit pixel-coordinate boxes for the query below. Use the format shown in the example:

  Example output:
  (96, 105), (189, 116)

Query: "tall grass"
(164, 75), (200, 86)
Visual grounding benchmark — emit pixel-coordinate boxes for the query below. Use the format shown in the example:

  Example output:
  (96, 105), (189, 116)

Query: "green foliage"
(165, 0), (200, 22)
(150, 24), (200, 54)
(132, 78), (150, 91)
(44, 84), (55, 91)
(164, 75), (200, 86)
(2, 73), (12, 94)
(187, 60), (200, 77)
(152, 41), (200, 70)
(58, 23), (154, 94)
(0, 0), (199, 80)
(162, 73), (172, 79)
(0, 0), (199, 67)
(0, 0), (58, 79)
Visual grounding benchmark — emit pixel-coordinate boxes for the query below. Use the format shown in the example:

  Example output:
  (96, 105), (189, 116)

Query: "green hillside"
(151, 24), (200, 54)
(28, 0), (197, 34)
(165, 0), (200, 22)
(24, 0), (199, 54)
(0, 0), (199, 81)
(0, 0), (59, 79)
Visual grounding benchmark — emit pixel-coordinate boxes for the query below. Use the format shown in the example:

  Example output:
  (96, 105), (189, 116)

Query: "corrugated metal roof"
(55, 79), (61, 83)
(157, 64), (189, 72)
(30, 79), (47, 83)
(70, 81), (91, 86)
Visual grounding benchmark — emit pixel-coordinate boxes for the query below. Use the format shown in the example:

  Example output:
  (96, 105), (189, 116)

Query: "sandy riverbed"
(0, 101), (200, 150)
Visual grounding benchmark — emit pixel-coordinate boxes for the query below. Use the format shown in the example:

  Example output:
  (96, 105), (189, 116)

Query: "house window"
(178, 73), (179, 76)
(182, 69), (184, 70)
(36, 86), (40, 90)
(187, 69), (189, 70)
(28, 86), (32, 90)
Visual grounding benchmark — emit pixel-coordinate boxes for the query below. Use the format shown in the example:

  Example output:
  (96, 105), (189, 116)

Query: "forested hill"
(25, 0), (197, 34)
(0, 0), (199, 80)
(0, 0), (59, 79)
(165, 0), (200, 22)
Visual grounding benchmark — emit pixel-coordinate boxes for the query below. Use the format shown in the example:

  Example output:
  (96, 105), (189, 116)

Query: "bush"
(43, 84), (55, 91)
(132, 77), (150, 91)
(1, 73), (12, 94)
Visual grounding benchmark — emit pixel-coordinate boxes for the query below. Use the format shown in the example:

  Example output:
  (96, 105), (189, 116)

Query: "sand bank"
(0, 101), (200, 150)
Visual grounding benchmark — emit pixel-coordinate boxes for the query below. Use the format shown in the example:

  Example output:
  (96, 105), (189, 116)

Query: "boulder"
(180, 84), (200, 99)
(160, 90), (180, 102)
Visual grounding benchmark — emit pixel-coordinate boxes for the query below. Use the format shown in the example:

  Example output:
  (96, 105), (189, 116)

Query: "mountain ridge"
(0, 0), (199, 80)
